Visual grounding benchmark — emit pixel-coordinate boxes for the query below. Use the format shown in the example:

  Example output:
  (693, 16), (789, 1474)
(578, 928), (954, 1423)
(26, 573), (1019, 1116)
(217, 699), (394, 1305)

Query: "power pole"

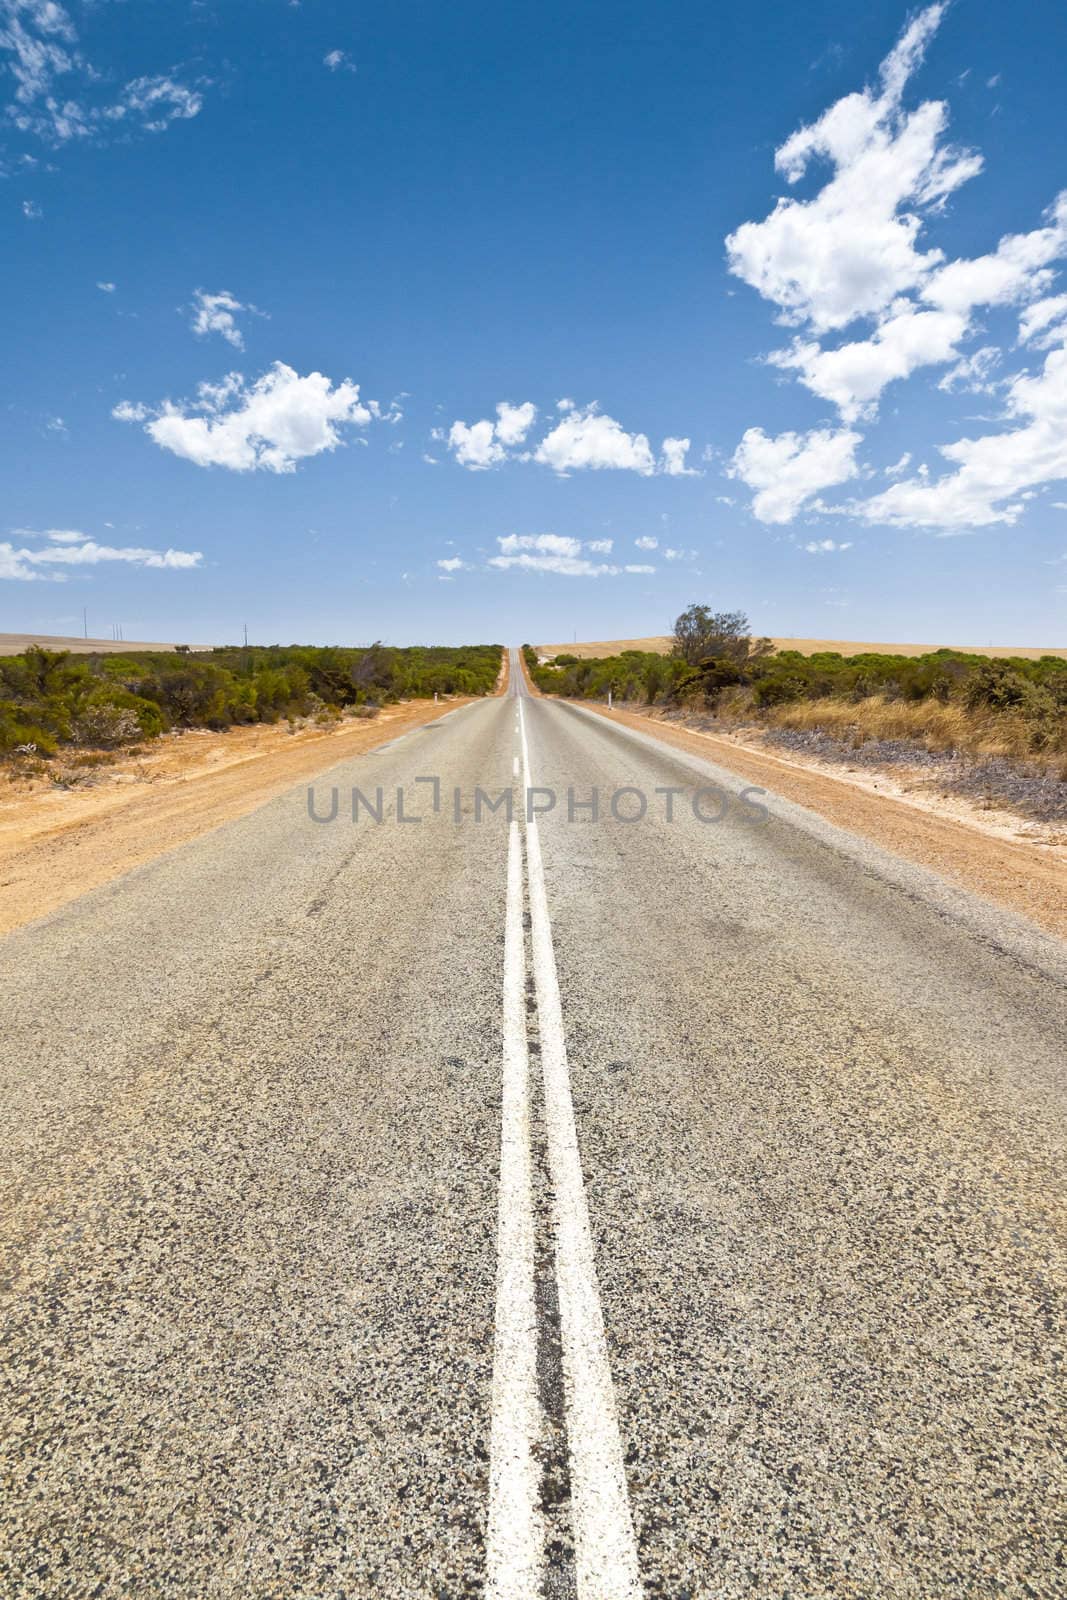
(83, 607), (88, 640)
(243, 622), (248, 648)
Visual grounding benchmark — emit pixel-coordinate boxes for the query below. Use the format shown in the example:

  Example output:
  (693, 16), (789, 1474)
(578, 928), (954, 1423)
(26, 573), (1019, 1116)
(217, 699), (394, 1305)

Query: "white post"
(434, 691), (439, 703)
(608, 689), (613, 709)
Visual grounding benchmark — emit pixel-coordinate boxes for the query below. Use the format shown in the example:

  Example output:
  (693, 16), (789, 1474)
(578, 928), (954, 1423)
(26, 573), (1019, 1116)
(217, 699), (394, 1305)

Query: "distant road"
(538, 634), (1067, 660)
(0, 632), (212, 655)
(1, 649), (1064, 1597)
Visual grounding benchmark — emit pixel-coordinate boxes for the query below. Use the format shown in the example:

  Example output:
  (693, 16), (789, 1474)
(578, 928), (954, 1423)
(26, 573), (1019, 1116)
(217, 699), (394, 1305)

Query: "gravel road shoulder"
(0, 700), (477, 938)
(577, 702), (1066, 939)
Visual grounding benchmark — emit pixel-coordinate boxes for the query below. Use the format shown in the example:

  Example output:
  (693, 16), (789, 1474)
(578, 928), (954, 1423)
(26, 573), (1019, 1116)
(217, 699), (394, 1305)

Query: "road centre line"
(485, 821), (543, 1597)
(517, 697), (642, 1598)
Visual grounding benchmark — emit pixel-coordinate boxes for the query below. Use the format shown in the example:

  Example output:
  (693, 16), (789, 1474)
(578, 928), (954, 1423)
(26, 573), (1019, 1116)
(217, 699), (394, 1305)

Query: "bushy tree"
(670, 605), (772, 666)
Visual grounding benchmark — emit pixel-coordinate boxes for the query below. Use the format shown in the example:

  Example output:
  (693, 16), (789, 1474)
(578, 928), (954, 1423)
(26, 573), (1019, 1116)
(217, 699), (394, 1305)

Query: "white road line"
(486, 821), (544, 1598)
(518, 699), (642, 1600)
(513, 754), (520, 778)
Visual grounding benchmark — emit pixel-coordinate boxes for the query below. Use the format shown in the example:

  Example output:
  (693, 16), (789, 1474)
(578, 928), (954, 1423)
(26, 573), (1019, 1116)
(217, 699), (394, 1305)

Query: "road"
(1, 650), (1064, 1598)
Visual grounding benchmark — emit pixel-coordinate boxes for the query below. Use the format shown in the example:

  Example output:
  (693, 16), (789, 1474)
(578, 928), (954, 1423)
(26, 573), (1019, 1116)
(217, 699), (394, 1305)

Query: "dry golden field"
(537, 635), (1067, 661)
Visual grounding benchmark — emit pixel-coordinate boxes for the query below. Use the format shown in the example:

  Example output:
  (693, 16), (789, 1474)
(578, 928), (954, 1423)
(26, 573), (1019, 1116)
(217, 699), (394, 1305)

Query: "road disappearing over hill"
(1, 650), (1064, 1598)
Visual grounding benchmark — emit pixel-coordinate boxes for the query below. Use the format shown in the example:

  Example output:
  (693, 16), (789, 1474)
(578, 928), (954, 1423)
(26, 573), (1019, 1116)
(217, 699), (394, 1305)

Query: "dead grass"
(757, 694), (1064, 768)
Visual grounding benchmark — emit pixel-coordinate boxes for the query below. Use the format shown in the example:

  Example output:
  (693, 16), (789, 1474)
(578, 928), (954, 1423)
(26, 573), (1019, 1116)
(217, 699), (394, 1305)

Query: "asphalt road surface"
(2, 651), (1065, 1598)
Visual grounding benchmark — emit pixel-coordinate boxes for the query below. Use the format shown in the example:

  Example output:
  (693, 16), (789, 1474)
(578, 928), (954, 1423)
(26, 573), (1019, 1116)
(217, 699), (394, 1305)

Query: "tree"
(670, 605), (772, 667)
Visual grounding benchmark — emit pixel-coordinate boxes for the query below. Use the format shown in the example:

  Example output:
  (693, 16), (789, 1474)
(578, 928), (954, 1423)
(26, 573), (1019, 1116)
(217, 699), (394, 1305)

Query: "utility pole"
(83, 607), (88, 640)
(243, 622), (248, 648)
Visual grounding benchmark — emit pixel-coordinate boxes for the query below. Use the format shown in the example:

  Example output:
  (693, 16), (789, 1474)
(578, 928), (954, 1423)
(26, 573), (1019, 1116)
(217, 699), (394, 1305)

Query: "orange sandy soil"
(538, 636), (1067, 661)
(578, 702), (1066, 941)
(0, 697), (480, 938)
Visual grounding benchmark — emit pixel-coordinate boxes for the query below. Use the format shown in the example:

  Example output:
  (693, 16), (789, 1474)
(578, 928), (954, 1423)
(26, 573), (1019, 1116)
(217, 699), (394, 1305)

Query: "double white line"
(487, 698), (641, 1599)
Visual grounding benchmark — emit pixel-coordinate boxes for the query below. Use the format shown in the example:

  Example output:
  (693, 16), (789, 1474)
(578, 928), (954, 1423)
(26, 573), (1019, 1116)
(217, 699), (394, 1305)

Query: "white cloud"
(770, 304), (968, 421)
(443, 398), (697, 479)
(190, 288), (250, 349)
(587, 538), (613, 553)
(2, 527), (201, 579)
(437, 556), (465, 572)
(112, 400), (148, 422)
(1019, 293), (1067, 349)
(1, 4), (204, 144)
(922, 194), (1067, 315)
(324, 49), (356, 72)
(114, 362), (377, 474)
(729, 425), (863, 523)
(446, 399), (537, 469)
(117, 75), (202, 132)
(937, 345), (1001, 395)
(803, 538), (853, 552)
(634, 536), (658, 549)
(660, 436), (699, 476)
(21, 198), (41, 217)
(489, 533), (652, 577)
(885, 452), (912, 477)
(45, 415), (66, 433)
(726, 5), (980, 335)
(854, 341), (1067, 529)
(448, 417), (505, 470)
(533, 406), (656, 476)
(96, 279), (115, 293)
(493, 400), (537, 445)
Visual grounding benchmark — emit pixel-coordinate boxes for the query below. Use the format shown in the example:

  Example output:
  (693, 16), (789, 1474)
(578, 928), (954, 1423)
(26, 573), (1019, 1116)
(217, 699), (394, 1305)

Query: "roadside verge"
(574, 702), (1066, 941)
(0, 698), (478, 938)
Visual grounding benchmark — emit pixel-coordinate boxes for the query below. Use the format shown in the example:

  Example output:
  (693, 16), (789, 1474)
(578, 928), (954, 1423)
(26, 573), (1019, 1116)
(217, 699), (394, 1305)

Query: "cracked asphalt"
(1, 677), (1064, 1597)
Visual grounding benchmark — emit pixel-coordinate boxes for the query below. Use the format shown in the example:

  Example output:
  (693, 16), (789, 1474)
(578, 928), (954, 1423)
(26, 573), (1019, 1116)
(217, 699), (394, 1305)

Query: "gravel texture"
(1, 686), (1064, 1597)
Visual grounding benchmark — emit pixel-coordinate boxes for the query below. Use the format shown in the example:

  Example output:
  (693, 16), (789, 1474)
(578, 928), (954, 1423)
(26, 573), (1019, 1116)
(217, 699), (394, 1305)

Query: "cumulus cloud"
(723, 7), (1067, 529)
(769, 303), (967, 422)
(447, 400), (537, 469)
(21, 198), (41, 217)
(96, 279), (115, 293)
(852, 342), (1067, 529)
(660, 436), (699, 476)
(533, 406), (656, 476)
(493, 400), (537, 446)
(726, 4), (1067, 427)
(803, 538), (853, 553)
(634, 536), (658, 550)
(436, 556), (465, 572)
(323, 49), (356, 72)
(726, 5), (978, 335)
(443, 399), (696, 478)
(488, 533), (653, 577)
(922, 195), (1067, 316)
(2, 527), (201, 580)
(189, 288), (252, 349)
(729, 426), (862, 523)
(113, 362), (379, 474)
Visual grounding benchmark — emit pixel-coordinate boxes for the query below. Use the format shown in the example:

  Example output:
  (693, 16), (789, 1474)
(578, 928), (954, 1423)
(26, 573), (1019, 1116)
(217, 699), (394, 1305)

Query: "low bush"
(0, 641), (502, 758)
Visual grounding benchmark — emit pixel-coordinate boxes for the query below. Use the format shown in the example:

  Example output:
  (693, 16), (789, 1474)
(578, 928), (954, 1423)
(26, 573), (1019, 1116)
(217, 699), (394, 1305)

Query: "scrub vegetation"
(529, 606), (1067, 773)
(1, 642), (503, 758)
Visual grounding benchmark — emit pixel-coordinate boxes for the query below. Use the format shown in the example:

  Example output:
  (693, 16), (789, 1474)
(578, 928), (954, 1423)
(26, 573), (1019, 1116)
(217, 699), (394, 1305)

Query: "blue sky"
(3, 0), (1066, 647)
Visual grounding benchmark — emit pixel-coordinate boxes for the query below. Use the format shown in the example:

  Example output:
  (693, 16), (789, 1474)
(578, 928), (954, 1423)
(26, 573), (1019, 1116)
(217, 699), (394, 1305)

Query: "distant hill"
(537, 635), (1067, 662)
(0, 633), (212, 656)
